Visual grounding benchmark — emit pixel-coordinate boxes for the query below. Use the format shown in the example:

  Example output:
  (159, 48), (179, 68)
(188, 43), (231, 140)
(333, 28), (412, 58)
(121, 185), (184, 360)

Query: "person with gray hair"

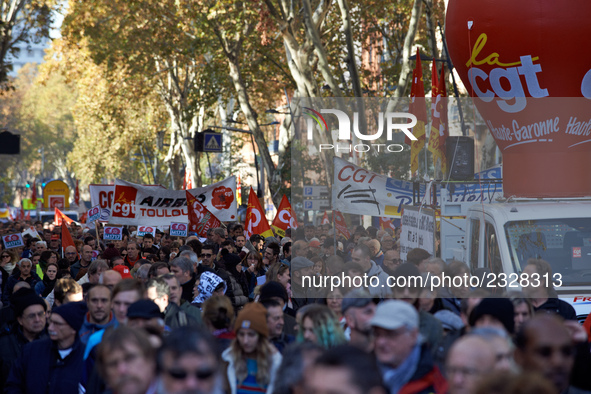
(84, 259), (109, 285)
(2, 259), (41, 305)
(170, 257), (196, 303)
(179, 250), (199, 273)
(136, 264), (152, 284)
(470, 327), (516, 371)
(146, 278), (199, 329)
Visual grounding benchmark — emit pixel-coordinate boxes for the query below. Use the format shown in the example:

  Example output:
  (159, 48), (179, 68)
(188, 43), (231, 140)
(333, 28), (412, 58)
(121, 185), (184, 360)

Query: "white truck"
(440, 188), (591, 321)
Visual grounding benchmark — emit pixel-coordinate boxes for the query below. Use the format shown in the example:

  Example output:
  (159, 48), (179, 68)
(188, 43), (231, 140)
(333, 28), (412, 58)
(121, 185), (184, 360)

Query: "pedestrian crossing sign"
(195, 132), (223, 152)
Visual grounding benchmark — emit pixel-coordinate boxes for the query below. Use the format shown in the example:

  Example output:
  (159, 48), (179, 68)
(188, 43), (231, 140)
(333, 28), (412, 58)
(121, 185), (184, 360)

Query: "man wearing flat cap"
(6, 301), (88, 394)
(342, 288), (376, 352)
(0, 288), (48, 387)
(290, 256), (318, 311)
(371, 300), (447, 394)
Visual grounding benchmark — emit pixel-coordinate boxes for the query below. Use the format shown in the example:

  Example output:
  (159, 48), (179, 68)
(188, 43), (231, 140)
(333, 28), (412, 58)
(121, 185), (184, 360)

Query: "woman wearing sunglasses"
(0, 250), (17, 293)
(222, 302), (282, 394)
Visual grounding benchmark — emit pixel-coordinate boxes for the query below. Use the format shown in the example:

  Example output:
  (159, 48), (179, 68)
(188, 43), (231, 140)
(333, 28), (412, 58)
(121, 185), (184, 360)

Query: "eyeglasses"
(1, 255), (10, 258)
(65, 252), (77, 256)
(48, 319), (68, 327)
(166, 367), (216, 381)
(200, 253), (213, 258)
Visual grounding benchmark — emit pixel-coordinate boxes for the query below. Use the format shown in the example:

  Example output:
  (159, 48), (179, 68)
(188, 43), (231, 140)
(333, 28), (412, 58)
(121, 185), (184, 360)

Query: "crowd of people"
(0, 218), (590, 394)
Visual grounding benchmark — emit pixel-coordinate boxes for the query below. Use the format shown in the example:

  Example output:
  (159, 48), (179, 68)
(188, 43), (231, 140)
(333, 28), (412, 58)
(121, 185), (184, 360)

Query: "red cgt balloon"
(446, 0), (591, 197)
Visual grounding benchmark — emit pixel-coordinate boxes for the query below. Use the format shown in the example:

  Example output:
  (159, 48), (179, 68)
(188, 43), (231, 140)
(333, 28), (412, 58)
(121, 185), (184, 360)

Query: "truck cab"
(441, 192), (591, 321)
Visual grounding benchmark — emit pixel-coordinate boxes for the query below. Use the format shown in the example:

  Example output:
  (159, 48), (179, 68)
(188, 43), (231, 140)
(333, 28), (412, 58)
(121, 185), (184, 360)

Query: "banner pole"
(332, 211), (337, 256)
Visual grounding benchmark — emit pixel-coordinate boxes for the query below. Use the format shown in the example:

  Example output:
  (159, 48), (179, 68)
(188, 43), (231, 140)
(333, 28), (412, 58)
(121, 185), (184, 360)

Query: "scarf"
(380, 343), (421, 394)
(192, 271), (227, 305)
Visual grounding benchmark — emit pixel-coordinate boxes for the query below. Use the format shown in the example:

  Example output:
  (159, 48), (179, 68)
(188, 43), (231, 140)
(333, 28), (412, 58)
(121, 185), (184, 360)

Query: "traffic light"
(42, 182), (46, 187)
(25, 183), (30, 188)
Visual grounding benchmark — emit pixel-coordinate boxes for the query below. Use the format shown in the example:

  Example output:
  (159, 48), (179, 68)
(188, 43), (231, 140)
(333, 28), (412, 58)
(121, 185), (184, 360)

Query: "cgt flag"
(333, 210), (351, 239)
(31, 181), (37, 205)
(74, 180), (80, 206)
(428, 63), (448, 173)
(271, 195), (298, 237)
(54, 207), (74, 226)
(321, 211), (330, 225)
(379, 217), (396, 232)
(244, 187), (273, 239)
(185, 190), (221, 237)
(61, 220), (78, 259)
(406, 48), (427, 176)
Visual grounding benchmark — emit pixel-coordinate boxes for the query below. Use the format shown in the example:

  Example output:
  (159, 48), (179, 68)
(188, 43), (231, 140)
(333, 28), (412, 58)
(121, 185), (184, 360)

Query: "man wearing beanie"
(6, 301), (88, 394)
(0, 288), (48, 388)
(469, 297), (515, 335)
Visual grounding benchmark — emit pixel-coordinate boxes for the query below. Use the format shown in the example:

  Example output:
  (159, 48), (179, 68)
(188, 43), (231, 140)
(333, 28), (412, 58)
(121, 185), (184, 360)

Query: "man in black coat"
(6, 301), (88, 394)
(0, 288), (48, 387)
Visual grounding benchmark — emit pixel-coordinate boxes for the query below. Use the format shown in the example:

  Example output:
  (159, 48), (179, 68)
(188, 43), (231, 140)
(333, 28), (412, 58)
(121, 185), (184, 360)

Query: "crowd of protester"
(0, 218), (590, 394)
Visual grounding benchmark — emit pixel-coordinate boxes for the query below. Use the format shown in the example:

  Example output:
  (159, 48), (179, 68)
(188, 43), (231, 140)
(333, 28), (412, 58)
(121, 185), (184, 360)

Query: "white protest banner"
(333, 157), (504, 218)
(108, 177), (237, 226)
(137, 226), (157, 237)
(2, 233), (24, 249)
(21, 226), (41, 240)
(103, 226), (123, 241)
(87, 205), (101, 223)
(399, 205), (436, 261)
(169, 222), (188, 237)
(333, 157), (408, 217)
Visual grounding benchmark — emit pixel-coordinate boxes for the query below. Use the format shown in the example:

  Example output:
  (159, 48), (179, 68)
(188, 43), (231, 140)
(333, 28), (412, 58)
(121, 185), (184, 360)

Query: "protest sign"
(399, 205), (436, 261)
(169, 222), (188, 237)
(87, 205), (101, 223)
(103, 226), (123, 241)
(137, 226), (156, 237)
(108, 177), (236, 226)
(2, 233), (24, 249)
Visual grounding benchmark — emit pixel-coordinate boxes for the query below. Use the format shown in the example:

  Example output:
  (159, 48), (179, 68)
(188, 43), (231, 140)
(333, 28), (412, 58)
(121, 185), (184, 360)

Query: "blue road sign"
(204, 133), (223, 152)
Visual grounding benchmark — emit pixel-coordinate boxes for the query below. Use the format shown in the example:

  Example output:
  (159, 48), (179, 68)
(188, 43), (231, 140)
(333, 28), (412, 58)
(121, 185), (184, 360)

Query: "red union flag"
(185, 190), (221, 237)
(333, 210), (351, 239)
(74, 180), (80, 206)
(321, 211), (330, 225)
(244, 187), (273, 239)
(271, 195), (298, 238)
(54, 207), (74, 226)
(379, 217), (396, 232)
(31, 180), (37, 205)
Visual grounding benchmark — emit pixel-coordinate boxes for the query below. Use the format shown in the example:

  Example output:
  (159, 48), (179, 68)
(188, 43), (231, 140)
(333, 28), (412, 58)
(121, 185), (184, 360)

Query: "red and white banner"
(244, 187), (274, 239)
(2, 233), (24, 249)
(333, 210), (351, 239)
(186, 190), (222, 237)
(321, 211), (330, 225)
(271, 195), (298, 237)
(108, 177), (236, 226)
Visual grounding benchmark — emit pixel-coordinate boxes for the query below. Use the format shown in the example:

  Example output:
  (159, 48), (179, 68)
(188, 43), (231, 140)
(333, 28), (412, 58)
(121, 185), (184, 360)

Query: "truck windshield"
(505, 218), (591, 286)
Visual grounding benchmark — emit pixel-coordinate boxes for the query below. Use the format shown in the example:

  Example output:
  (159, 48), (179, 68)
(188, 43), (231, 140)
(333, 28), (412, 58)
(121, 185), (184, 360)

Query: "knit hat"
(259, 281), (288, 303)
(51, 301), (88, 332)
(11, 288), (47, 317)
(234, 302), (269, 337)
(127, 299), (162, 320)
(469, 298), (515, 334)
